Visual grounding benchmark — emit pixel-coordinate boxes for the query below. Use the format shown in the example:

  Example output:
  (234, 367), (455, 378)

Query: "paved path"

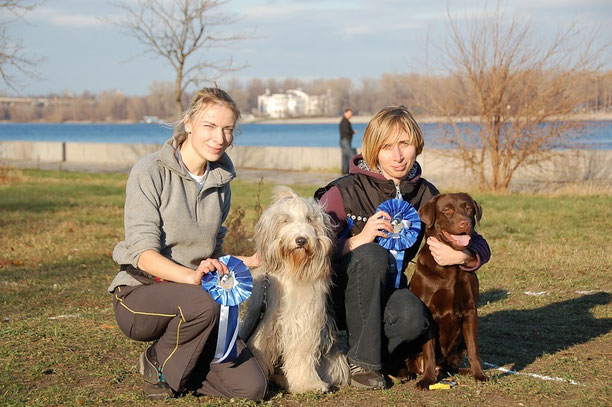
(235, 168), (340, 186)
(7, 158), (607, 192)
(4, 159), (341, 186)
(2, 159), (466, 189)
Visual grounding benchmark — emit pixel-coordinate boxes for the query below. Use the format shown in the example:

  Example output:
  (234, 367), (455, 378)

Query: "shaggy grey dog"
(240, 187), (349, 393)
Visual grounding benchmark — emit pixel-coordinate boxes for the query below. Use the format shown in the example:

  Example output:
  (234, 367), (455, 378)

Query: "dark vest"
(315, 172), (439, 268)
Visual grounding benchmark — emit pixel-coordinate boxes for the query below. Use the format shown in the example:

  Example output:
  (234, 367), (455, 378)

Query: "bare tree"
(0, 0), (40, 90)
(223, 76), (248, 113)
(99, 90), (128, 121)
(112, 0), (247, 117)
(306, 77), (354, 115)
(425, 3), (606, 191)
(146, 81), (176, 119)
(245, 78), (265, 113)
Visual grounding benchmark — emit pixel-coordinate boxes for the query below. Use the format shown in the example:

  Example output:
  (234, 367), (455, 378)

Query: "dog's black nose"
(295, 236), (307, 247)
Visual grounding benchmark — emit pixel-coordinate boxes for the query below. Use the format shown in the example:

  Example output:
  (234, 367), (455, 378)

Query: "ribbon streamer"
(201, 255), (252, 363)
(375, 199), (421, 288)
(338, 217), (354, 240)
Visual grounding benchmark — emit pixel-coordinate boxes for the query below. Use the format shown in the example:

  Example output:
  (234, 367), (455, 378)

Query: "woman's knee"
(239, 346), (268, 400)
(113, 299), (136, 339)
(177, 284), (221, 326)
(384, 290), (432, 347)
(216, 348), (268, 401)
(232, 374), (267, 401)
(347, 243), (391, 281)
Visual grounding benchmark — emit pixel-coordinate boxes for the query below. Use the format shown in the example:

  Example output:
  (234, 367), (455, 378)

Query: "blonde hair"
(173, 87), (241, 145)
(361, 105), (424, 169)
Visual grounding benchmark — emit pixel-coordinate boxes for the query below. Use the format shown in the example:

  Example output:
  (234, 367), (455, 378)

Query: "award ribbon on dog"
(201, 255), (253, 363)
(375, 199), (421, 288)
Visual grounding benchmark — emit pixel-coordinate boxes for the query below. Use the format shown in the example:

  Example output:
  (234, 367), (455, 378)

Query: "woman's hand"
(138, 250), (229, 285)
(236, 253), (261, 269)
(195, 257), (229, 279)
(427, 237), (476, 267)
(357, 210), (393, 243)
(343, 211), (392, 254)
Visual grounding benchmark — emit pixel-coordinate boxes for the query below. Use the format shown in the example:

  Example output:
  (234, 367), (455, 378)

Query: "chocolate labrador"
(406, 192), (487, 389)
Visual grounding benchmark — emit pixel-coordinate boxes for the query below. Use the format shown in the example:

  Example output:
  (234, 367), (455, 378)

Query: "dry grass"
(0, 164), (24, 185)
(1, 169), (611, 406)
(523, 180), (612, 197)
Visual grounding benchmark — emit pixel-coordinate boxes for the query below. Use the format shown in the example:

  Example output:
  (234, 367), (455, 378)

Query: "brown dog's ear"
(418, 195), (440, 228)
(472, 198), (482, 225)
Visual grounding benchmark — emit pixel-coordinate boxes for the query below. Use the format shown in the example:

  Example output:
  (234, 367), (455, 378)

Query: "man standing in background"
(339, 108), (357, 175)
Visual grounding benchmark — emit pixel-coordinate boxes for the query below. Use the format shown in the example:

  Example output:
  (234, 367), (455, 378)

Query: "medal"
(375, 199), (421, 288)
(201, 255), (252, 363)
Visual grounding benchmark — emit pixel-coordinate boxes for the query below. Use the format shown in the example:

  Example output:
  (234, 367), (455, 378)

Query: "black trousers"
(331, 243), (432, 371)
(112, 283), (267, 400)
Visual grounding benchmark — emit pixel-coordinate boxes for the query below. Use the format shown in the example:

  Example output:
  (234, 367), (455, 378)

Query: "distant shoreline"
(1, 111), (611, 125)
(250, 111), (612, 125)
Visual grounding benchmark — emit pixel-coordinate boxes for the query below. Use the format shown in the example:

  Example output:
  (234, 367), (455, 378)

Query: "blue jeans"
(340, 138), (356, 175)
(331, 243), (432, 370)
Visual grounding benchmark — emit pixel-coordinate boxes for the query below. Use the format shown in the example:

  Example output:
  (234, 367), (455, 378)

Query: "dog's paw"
(416, 376), (436, 390)
(473, 372), (488, 382)
(289, 381), (330, 394)
(396, 368), (416, 382)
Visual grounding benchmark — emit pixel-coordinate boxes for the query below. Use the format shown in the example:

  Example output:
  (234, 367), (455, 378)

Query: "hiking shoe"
(142, 381), (175, 400)
(349, 362), (386, 389)
(138, 343), (175, 399)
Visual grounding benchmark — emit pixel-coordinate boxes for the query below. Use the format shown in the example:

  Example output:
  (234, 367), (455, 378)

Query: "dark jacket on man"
(339, 116), (354, 142)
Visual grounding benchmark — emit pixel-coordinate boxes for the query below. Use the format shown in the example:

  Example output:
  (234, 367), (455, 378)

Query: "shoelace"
(349, 363), (367, 374)
(157, 366), (167, 384)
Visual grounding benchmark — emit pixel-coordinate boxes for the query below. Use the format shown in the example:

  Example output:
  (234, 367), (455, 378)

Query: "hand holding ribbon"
(201, 255), (253, 363)
(375, 199), (421, 288)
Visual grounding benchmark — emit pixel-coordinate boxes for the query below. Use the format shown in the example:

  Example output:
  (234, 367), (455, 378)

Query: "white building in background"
(257, 89), (333, 118)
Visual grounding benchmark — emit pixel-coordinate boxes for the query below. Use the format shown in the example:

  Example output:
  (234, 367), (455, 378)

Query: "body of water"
(0, 121), (610, 149)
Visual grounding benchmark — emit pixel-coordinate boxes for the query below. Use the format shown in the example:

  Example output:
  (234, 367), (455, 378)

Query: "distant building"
(0, 97), (50, 108)
(257, 89), (333, 118)
(141, 115), (161, 124)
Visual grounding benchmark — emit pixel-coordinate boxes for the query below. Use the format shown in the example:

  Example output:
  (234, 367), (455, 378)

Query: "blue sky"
(5, 0), (611, 96)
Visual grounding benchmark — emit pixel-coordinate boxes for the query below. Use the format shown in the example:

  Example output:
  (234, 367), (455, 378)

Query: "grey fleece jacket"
(107, 138), (235, 292)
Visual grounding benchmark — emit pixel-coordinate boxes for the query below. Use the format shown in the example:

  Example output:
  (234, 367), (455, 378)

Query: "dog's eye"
(442, 207), (453, 215)
(466, 206), (473, 214)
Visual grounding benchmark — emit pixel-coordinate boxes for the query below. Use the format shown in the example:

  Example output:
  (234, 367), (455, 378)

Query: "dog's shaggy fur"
(239, 187), (350, 393)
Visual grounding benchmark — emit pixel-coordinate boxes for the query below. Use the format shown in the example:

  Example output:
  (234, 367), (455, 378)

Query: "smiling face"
(181, 103), (237, 174)
(377, 127), (418, 184)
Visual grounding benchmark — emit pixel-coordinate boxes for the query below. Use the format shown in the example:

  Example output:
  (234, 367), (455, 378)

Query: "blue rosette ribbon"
(375, 199), (421, 288)
(338, 217), (354, 240)
(201, 255), (253, 363)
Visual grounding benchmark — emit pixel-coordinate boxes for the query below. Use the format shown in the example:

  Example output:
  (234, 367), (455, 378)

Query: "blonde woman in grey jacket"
(108, 88), (266, 401)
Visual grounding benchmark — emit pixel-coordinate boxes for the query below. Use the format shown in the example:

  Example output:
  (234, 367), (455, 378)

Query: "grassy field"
(0, 168), (610, 406)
